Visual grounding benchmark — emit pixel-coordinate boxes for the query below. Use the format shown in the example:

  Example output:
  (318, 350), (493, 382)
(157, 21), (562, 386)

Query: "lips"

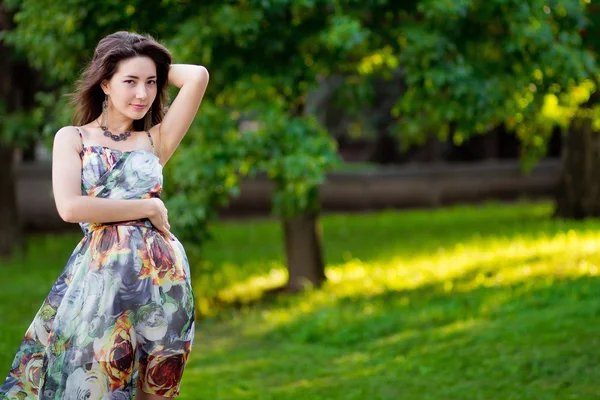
(131, 104), (146, 110)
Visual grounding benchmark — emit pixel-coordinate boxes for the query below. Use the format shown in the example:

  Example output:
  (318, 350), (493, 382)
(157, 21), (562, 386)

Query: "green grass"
(2, 201), (600, 399)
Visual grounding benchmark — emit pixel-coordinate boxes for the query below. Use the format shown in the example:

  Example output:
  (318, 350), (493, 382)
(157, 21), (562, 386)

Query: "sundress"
(0, 128), (195, 399)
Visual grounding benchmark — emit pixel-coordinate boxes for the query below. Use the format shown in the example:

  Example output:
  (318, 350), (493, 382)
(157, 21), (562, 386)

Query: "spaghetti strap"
(75, 126), (84, 146)
(146, 130), (154, 150)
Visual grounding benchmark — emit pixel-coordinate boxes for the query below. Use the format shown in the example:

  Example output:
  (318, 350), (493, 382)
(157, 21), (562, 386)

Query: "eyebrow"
(124, 75), (157, 79)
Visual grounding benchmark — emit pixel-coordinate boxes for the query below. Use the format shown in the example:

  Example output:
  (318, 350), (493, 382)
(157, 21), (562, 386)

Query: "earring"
(101, 95), (108, 127)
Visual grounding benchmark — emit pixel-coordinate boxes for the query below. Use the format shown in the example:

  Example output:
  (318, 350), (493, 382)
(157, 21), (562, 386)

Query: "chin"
(125, 110), (145, 121)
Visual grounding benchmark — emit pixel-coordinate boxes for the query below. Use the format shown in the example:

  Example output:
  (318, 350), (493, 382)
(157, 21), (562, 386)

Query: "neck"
(97, 109), (134, 132)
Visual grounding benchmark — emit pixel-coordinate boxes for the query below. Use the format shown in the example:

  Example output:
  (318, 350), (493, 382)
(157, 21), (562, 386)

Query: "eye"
(147, 80), (156, 85)
(124, 80), (135, 84)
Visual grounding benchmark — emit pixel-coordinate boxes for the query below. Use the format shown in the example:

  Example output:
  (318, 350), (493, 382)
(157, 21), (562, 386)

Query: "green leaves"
(391, 0), (597, 156)
(0, 102), (39, 147)
(164, 88), (339, 246)
(3, 0), (195, 83)
(2, 0), (344, 248)
(243, 111), (340, 218)
(162, 102), (241, 245)
(320, 14), (369, 53)
(5, 0), (598, 244)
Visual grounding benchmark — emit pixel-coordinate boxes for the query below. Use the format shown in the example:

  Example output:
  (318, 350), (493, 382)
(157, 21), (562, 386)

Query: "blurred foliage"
(1, 0), (343, 246)
(388, 0), (598, 169)
(163, 102), (244, 250)
(1, 0), (599, 242)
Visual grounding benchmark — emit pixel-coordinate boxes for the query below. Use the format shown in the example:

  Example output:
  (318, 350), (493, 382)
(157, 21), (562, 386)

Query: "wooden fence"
(16, 159), (560, 232)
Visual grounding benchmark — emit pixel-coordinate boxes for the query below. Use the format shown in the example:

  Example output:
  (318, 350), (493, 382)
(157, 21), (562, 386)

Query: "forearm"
(168, 64), (209, 89)
(58, 196), (155, 224)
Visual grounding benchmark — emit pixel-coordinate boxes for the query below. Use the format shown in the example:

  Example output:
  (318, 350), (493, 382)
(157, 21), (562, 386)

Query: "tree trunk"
(407, 133), (448, 163)
(369, 127), (401, 164)
(0, 4), (19, 257)
(282, 213), (326, 292)
(481, 127), (499, 160)
(0, 146), (20, 257)
(555, 117), (600, 219)
(0, 4), (35, 257)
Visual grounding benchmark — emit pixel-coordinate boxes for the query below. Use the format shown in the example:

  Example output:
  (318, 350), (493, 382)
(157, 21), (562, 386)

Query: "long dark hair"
(71, 31), (172, 131)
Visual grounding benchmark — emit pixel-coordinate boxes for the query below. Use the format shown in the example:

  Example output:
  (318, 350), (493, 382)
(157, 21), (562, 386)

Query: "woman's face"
(102, 56), (158, 124)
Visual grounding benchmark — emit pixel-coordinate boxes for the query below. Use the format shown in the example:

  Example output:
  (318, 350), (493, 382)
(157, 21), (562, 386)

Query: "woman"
(0, 31), (209, 399)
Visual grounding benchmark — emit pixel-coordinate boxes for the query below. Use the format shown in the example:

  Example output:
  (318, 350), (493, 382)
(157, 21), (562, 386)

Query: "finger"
(161, 228), (171, 240)
(165, 229), (175, 241)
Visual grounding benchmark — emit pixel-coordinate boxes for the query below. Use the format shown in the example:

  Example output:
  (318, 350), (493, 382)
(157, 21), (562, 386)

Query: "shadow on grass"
(187, 269), (600, 399)
(203, 202), (561, 270)
(319, 202), (596, 265)
(198, 202), (600, 315)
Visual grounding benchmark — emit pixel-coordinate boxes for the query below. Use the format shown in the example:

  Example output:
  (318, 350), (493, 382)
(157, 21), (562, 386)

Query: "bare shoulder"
(53, 126), (82, 152)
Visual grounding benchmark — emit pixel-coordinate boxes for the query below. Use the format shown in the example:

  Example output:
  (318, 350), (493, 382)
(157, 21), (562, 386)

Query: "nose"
(136, 84), (147, 100)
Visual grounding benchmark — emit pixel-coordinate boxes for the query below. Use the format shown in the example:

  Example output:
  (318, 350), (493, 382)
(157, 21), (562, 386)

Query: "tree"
(3, 0), (342, 291)
(553, 2), (600, 218)
(386, 0), (598, 217)
(165, 1), (350, 290)
(7, 0), (596, 288)
(0, 2), (39, 257)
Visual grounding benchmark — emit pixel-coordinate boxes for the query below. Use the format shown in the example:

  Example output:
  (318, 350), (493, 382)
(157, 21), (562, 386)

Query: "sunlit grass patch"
(3, 201), (600, 399)
(177, 202), (600, 398)
(197, 201), (600, 317)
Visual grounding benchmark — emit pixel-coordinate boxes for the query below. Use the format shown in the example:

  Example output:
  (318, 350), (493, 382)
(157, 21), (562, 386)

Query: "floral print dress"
(0, 129), (195, 399)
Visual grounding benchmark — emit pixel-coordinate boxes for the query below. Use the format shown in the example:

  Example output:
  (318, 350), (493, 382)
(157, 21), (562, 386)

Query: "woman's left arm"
(151, 64), (209, 165)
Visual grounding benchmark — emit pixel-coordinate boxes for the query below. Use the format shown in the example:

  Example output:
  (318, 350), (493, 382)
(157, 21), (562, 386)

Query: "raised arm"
(52, 127), (171, 236)
(150, 64), (209, 165)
